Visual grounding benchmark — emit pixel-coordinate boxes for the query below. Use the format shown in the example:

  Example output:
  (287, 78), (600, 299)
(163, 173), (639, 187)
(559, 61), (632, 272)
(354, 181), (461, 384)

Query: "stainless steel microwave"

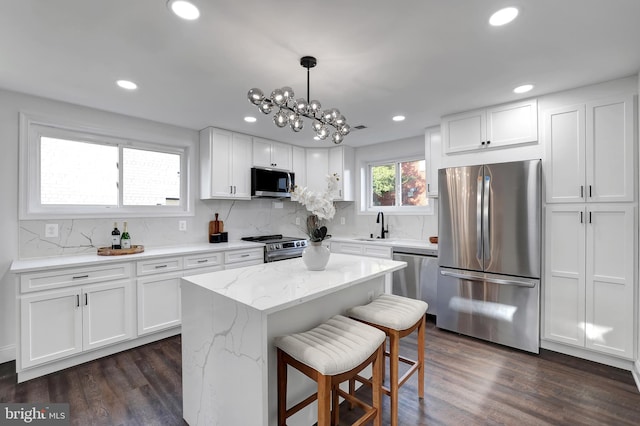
(251, 167), (295, 198)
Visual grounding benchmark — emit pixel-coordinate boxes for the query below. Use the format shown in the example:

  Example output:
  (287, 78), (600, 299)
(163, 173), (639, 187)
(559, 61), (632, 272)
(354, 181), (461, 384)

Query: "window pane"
(400, 160), (426, 206)
(40, 137), (118, 205)
(371, 164), (396, 206)
(123, 148), (181, 206)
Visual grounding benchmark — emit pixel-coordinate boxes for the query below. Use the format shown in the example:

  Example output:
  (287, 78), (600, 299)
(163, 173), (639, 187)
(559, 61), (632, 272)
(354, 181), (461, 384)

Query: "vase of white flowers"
(291, 174), (339, 271)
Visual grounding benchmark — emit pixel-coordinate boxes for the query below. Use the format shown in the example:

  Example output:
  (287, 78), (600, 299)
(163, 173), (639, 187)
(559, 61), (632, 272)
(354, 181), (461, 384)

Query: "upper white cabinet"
(425, 126), (441, 197)
(543, 204), (635, 359)
(442, 99), (538, 154)
(328, 146), (355, 201)
(291, 146), (306, 188)
(305, 146), (355, 201)
(544, 95), (635, 203)
(252, 137), (292, 171)
(200, 127), (252, 200)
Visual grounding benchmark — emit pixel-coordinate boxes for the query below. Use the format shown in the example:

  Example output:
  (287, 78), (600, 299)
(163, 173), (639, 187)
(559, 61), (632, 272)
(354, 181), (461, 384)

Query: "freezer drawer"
(436, 267), (539, 353)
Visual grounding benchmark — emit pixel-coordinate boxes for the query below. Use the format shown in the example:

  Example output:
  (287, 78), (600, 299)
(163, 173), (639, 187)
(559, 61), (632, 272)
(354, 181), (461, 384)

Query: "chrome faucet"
(376, 211), (389, 239)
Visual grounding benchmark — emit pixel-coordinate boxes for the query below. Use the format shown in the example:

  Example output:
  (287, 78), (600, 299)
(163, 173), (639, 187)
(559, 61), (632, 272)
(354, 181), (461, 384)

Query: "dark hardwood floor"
(1, 318), (639, 425)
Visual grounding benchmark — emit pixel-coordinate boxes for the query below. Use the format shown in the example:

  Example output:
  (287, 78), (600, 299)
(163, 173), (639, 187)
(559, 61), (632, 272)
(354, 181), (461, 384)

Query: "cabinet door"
(586, 95), (635, 203)
(271, 141), (292, 170)
(202, 128), (234, 198)
(329, 146), (354, 201)
(441, 108), (485, 153)
(83, 280), (134, 351)
(291, 146), (307, 188)
(543, 205), (586, 347)
(252, 138), (273, 168)
(425, 126), (441, 196)
(585, 205), (635, 358)
(486, 99), (538, 148)
(544, 104), (586, 203)
(231, 133), (252, 199)
(305, 148), (329, 193)
(20, 288), (82, 368)
(137, 271), (182, 336)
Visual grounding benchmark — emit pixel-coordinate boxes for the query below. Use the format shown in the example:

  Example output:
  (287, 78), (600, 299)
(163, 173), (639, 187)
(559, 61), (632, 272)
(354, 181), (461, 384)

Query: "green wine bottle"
(121, 221), (131, 249)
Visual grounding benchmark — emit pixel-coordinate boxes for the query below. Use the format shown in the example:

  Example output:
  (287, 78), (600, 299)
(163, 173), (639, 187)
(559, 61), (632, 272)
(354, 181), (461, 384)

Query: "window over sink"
(20, 112), (190, 219)
(366, 157), (432, 214)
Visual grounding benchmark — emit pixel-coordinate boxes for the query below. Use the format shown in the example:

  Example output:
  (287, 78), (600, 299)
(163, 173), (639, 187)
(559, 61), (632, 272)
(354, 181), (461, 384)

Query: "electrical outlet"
(178, 220), (187, 231)
(45, 223), (58, 238)
(273, 201), (283, 209)
(295, 217), (301, 226)
(340, 217), (346, 225)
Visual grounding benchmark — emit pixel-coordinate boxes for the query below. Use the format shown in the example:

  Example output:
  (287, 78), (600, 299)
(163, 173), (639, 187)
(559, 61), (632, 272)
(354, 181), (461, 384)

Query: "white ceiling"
(1, 0), (639, 148)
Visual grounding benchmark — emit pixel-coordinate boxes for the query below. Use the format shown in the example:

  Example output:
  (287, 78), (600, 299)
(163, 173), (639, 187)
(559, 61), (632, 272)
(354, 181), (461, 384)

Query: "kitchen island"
(180, 253), (406, 426)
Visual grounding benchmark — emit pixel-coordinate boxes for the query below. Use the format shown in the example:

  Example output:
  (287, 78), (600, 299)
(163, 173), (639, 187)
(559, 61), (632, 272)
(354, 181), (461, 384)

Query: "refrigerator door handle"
(482, 174), (491, 264)
(476, 176), (483, 261)
(440, 269), (536, 288)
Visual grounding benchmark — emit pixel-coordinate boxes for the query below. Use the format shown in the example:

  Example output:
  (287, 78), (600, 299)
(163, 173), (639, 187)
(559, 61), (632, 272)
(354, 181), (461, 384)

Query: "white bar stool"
(347, 294), (428, 426)
(275, 315), (386, 426)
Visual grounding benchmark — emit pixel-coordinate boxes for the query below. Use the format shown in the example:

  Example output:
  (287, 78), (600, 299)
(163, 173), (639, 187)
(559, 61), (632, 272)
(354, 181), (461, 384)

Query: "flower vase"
(302, 241), (331, 271)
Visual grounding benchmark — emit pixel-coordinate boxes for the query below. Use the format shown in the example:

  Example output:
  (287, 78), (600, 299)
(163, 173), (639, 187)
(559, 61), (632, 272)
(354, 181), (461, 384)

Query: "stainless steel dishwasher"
(392, 246), (438, 315)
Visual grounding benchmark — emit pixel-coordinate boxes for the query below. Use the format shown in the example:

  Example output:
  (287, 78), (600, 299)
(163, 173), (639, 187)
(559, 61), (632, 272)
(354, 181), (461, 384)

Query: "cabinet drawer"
(20, 263), (132, 293)
(224, 248), (264, 265)
(332, 242), (363, 255)
(183, 253), (223, 270)
(224, 259), (264, 270)
(136, 257), (183, 276)
(363, 245), (392, 259)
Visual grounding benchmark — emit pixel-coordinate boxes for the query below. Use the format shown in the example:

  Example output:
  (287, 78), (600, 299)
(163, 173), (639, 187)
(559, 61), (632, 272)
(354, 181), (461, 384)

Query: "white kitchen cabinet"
(305, 148), (329, 193)
(330, 241), (392, 259)
(442, 99), (537, 154)
(543, 204), (635, 359)
(329, 145), (355, 201)
(20, 279), (134, 368)
(544, 95), (634, 204)
(291, 145), (307, 188)
(200, 127), (252, 200)
(253, 137), (292, 171)
(224, 247), (264, 269)
(425, 126), (441, 197)
(137, 270), (182, 336)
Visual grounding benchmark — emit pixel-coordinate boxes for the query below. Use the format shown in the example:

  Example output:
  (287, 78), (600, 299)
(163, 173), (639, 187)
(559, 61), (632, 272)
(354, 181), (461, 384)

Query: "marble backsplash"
(19, 198), (438, 259)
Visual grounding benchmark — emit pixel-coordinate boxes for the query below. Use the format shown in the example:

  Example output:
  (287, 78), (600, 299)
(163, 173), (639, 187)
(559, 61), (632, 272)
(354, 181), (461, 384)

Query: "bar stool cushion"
(275, 315), (386, 376)
(347, 294), (428, 331)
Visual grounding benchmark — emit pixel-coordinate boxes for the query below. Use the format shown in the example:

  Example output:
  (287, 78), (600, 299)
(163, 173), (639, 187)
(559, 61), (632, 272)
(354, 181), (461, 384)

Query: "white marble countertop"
(331, 237), (438, 256)
(181, 253), (406, 314)
(10, 241), (265, 273)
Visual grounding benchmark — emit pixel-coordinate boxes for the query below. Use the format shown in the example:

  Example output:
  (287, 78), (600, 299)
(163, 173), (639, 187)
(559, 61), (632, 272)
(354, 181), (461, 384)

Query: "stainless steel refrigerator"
(437, 159), (541, 353)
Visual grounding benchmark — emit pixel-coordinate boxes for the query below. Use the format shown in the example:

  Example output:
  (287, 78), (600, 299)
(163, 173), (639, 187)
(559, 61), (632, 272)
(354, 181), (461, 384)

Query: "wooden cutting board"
(209, 213), (224, 235)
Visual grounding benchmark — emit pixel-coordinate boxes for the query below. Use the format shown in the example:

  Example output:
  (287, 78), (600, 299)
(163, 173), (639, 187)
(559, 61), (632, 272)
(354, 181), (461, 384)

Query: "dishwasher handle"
(440, 269), (536, 288)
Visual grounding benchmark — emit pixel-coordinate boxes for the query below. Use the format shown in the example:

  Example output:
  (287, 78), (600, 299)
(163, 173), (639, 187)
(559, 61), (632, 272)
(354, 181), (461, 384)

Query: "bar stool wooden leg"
(372, 344), (383, 426)
(277, 349), (287, 426)
(317, 374), (331, 426)
(389, 330), (400, 426)
(418, 315), (425, 399)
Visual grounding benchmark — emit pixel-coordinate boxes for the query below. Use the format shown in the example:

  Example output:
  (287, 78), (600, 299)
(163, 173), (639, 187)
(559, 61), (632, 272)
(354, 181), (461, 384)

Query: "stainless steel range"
(241, 234), (308, 262)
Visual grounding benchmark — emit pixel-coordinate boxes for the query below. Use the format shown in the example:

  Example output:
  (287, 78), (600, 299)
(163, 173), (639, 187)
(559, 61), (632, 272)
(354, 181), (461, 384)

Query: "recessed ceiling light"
(392, 115), (406, 122)
(244, 116), (257, 123)
(513, 84), (534, 94)
(167, 0), (200, 20)
(116, 80), (138, 90)
(489, 7), (519, 26)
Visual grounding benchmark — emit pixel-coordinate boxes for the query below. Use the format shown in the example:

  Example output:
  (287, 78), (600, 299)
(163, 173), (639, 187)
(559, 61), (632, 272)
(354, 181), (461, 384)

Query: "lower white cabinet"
(20, 279), (134, 369)
(137, 271), (182, 336)
(330, 241), (392, 259)
(543, 204), (635, 359)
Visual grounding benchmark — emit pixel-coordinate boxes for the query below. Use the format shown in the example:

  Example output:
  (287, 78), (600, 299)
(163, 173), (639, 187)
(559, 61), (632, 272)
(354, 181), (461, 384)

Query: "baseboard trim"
(0, 344), (15, 364)
(633, 360), (640, 392)
(540, 339), (634, 371)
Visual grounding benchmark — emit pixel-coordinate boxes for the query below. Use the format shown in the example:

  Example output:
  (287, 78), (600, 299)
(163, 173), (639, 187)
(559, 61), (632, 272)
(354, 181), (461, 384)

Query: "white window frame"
(364, 157), (433, 215)
(19, 112), (192, 219)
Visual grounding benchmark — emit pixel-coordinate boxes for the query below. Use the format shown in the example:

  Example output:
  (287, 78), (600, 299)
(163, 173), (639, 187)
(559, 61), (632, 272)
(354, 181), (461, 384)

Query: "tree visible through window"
(371, 159), (426, 208)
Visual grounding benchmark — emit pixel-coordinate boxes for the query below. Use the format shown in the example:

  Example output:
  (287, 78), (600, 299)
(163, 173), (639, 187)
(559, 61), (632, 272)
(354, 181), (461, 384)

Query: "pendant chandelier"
(247, 56), (350, 144)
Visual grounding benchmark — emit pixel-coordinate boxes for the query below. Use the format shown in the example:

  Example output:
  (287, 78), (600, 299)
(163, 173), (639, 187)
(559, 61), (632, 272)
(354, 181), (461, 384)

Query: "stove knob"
(276, 243), (282, 249)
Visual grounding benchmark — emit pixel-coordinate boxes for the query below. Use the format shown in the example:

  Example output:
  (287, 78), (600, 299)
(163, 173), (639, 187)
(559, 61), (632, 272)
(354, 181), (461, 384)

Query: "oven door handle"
(265, 249), (304, 262)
